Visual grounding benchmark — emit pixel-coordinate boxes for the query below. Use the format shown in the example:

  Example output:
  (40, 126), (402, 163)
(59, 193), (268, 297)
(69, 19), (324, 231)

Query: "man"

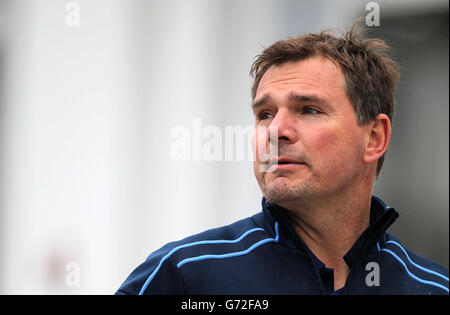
(116, 24), (449, 295)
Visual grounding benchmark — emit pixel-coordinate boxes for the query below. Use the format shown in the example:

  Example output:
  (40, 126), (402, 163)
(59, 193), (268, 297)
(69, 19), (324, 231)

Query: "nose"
(268, 108), (298, 145)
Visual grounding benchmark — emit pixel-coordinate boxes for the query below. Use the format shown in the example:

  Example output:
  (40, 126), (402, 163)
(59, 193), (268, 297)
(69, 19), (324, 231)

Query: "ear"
(363, 114), (391, 164)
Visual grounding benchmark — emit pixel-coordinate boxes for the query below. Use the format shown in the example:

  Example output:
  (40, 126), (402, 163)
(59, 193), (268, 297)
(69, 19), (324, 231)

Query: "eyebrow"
(287, 92), (326, 104)
(251, 94), (272, 112)
(252, 92), (329, 112)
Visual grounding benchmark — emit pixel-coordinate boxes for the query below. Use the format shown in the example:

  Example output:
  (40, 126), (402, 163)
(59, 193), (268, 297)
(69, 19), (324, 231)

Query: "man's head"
(251, 24), (399, 207)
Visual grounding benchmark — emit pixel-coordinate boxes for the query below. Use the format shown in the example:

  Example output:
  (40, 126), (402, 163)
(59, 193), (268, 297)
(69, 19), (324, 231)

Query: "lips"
(268, 156), (306, 167)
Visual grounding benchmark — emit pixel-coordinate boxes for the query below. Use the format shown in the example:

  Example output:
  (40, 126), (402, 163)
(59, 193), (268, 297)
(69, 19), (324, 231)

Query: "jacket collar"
(262, 195), (399, 268)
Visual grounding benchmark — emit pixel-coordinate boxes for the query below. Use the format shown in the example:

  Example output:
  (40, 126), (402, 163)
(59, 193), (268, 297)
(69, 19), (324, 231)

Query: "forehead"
(256, 56), (347, 100)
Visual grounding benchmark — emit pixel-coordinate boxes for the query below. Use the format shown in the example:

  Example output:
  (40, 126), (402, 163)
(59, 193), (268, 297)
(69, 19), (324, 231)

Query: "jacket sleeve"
(115, 244), (185, 295)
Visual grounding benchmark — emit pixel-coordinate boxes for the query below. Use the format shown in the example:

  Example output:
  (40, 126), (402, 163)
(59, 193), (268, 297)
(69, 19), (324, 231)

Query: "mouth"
(264, 156), (307, 172)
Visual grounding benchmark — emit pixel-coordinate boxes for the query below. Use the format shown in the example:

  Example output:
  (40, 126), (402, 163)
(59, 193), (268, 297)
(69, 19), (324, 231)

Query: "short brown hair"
(250, 22), (400, 177)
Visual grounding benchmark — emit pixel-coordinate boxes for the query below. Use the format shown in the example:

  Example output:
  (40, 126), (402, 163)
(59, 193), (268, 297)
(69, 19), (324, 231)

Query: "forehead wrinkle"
(258, 72), (343, 93)
(257, 79), (338, 106)
(256, 58), (346, 98)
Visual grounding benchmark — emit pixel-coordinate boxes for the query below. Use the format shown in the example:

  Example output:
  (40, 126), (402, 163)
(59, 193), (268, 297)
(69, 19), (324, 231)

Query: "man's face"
(252, 56), (368, 207)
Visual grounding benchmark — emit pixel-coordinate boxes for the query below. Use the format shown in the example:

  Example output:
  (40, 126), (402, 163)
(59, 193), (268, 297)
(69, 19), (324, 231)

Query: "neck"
(278, 186), (373, 291)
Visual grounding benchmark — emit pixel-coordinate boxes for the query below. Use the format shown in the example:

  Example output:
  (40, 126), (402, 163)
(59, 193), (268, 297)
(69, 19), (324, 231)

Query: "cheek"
(253, 160), (268, 192)
(252, 131), (265, 184)
(253, 124), (276, 164)
(252, 126), (264, 162)
(306, 126), (362, 174)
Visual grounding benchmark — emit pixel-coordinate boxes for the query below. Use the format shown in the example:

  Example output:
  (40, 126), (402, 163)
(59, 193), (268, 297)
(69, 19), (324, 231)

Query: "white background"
(0, 0), (448, 294)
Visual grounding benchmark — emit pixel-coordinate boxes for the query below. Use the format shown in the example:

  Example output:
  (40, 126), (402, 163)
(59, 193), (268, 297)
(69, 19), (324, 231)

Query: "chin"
(264, 180), (313, 204)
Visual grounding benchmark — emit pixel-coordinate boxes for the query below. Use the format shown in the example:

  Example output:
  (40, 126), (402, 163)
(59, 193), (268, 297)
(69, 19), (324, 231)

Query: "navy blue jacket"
(116, 196), (449, 295)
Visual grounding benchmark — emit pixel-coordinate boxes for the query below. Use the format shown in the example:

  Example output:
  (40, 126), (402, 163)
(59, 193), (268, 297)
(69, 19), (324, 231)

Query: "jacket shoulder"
(116, 213), (266, 295)
(380, 233), (449, 294)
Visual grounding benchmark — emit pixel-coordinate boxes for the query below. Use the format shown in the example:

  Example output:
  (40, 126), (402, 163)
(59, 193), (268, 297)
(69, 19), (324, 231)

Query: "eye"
(257, 111), (274, 120)
(303, 106), (321, 115)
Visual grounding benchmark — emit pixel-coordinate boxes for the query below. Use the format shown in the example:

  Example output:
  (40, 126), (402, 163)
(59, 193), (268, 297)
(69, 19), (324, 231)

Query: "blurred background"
(0, 0), (448, 294)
